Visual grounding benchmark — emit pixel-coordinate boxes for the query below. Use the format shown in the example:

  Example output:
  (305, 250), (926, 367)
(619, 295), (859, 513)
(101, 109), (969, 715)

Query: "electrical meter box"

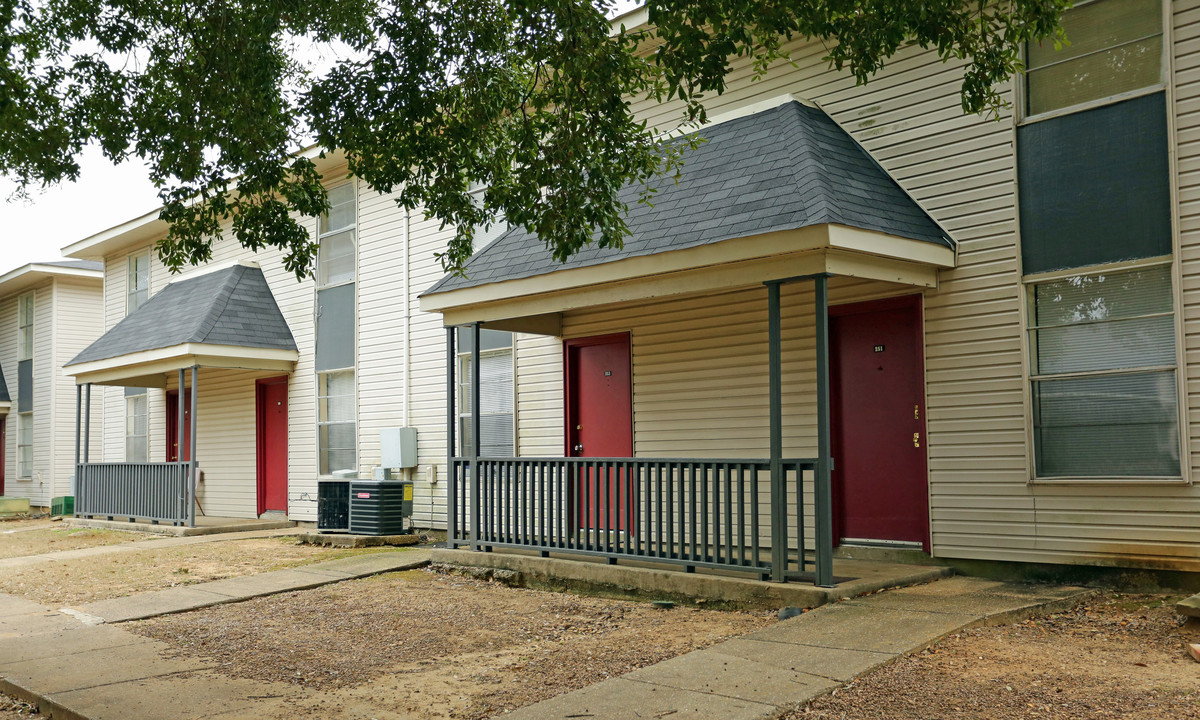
(380, 427), (418, 469)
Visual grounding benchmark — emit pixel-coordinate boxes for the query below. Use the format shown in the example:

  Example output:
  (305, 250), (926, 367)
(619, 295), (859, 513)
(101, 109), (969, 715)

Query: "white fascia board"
(0, 401), (10, 415)
(65, 343), (299, 384)
(0, 263), (104, 298)
(61, 146), (349, 261)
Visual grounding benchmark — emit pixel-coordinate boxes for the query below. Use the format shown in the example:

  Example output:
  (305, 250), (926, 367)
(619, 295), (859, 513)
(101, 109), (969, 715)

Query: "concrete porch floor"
(430, 547), (954, 611)
(63, 515), (294, 537)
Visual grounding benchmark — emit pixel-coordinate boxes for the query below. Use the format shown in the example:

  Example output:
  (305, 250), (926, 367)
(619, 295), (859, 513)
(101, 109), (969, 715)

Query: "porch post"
(767, 281), (786, 582)
(82, 383), (92, 464)
(813, 275), (835, 588)
(469, 323), (482, 551)
(446, 326), (457, 547)
(73, 383), (82, 498)
(177, 369), (186, 526)
(188, 366), (198, 528)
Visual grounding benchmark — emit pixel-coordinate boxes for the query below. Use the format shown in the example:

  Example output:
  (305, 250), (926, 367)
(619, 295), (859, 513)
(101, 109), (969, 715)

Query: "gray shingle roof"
(0, 363), (8, 403)
(423, 101), (952, 297)
(67, 264), (297, 366)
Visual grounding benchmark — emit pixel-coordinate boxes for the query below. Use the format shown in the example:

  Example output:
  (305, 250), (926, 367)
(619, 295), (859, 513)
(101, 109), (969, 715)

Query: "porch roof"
(421, 99), (954, 327)
(65, 262), (298, 386)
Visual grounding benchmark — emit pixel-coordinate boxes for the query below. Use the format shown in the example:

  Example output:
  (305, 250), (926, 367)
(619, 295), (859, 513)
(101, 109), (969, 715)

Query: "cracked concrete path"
(0, 572), (1087, 720)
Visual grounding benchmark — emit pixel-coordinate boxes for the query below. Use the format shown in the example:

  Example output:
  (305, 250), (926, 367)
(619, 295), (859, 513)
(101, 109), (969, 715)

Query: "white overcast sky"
(0, 1), (644, 271)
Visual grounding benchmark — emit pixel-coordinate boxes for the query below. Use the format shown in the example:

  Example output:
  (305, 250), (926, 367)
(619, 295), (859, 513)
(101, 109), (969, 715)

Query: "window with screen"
(1028, 262), (1180, 479)
(127, 253), (150, 313)
(457, 328), (514, 457)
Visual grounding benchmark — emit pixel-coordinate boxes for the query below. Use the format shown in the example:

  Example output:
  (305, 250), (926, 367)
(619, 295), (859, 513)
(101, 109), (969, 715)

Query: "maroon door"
(165, 390), (192, 462)
(256, 377), (289, 515)
(830, 295), (930, 551)
(565, 333), (633, 531)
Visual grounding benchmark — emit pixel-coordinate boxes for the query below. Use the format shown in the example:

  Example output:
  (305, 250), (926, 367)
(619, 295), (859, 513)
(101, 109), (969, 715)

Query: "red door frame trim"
(255, 376), (290, 517)
(828, 292), (931, 552)
(562, 332), (633, 458)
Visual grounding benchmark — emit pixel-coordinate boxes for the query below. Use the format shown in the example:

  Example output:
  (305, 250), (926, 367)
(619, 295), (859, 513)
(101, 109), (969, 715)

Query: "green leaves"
(1, 0), (1068, 279)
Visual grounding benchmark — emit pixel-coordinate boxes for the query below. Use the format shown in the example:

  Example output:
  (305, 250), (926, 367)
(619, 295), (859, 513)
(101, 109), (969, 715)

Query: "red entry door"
(830, 295), (930, 551)
(165, 390), (192, 462)
(566, 334), (633, 531)
(256, 377), (289, 515)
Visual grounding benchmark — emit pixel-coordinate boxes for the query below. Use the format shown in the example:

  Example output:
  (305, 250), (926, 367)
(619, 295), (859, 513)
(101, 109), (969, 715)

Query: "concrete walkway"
(69, 549), (432, 623)
(0, 572), (1086, 720)
(0, 527), (301, 571)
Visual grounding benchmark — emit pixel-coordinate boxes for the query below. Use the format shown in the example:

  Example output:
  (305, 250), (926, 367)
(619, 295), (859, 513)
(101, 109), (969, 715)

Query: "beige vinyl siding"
(515, 333), (563, 457)
(99, 208), (320, 519)
(51, 277), (104, 498)
(504, 2), (1200, 570)
(1, 281), (60, 506)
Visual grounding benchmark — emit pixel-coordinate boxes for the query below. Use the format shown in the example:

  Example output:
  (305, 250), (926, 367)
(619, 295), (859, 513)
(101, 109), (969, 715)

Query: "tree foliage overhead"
(1, 0), (1070, 278)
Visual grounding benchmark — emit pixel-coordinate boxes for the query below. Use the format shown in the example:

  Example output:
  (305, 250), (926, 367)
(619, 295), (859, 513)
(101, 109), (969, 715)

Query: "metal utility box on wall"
(317, 481), (350, 532)
(380, 428), (418, 469)
(349, 480), (413, 536)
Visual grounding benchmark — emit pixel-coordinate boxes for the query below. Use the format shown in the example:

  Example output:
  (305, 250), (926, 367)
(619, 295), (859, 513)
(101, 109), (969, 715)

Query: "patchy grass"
(792, 593), (1200, 720)
(0, 536), (397, 605)
(0, 525), (152, 560)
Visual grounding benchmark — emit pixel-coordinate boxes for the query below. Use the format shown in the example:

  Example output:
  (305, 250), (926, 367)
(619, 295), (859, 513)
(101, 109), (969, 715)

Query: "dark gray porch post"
(814, 275), (835, 588)
(469, 323), (482, 551)
(188, 366), (198, 528)
(445, 326), (457, 547)
(177, 369), (186, 526)
(73, 384), (82, 498)
(82, 383), (91, 463)
(767, 281), (786, 582)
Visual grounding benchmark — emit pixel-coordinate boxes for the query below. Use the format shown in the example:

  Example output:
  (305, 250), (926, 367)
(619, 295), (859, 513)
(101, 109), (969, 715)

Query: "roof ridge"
(782, 102), (839, 226)
(190, 265), (245, 343)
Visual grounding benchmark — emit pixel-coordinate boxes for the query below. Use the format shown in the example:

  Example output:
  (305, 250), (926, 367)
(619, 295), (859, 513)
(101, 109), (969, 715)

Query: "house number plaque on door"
(874, 345), (885, 352)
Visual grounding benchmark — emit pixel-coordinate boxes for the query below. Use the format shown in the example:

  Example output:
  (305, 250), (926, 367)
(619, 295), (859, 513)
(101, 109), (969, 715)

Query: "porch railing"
(448, 457), (817, 581)
(75, 462), (191, 525)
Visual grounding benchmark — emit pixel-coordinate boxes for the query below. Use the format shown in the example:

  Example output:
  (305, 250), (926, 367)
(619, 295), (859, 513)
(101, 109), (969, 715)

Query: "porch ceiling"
(420, 98), (955, 330)
(65, 262), (298, 386)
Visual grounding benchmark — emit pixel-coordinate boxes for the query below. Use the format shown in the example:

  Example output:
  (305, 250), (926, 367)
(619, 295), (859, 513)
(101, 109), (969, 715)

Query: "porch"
(63, 263), (299, 527)
(423, 99), (958, 587)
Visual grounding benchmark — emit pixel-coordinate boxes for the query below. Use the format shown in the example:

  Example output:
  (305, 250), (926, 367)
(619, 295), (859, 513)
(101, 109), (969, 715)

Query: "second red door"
(566, 334), (633, 532)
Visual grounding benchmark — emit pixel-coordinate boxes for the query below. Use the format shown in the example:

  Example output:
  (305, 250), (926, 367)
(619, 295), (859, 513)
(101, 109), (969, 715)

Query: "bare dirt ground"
(0, 521), (151, 559)
(0, 695), (42, 720)
(793, 593), (1200, 720)
(132, 567), (774, 720)
(0, 537), (394, 605)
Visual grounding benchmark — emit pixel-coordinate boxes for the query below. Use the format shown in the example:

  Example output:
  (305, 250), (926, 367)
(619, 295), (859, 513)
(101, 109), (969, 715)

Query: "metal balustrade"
(75, 462), (191, 525)
(448, 456), (818, 581)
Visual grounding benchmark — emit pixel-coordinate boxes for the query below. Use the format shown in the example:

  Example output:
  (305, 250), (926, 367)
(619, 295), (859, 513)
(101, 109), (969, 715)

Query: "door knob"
(573, 444), (584, 453)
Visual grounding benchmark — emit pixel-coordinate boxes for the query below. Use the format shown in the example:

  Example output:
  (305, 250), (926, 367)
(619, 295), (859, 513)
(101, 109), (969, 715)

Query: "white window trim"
(17, 411), (32, 479)
(316, 367), (357, 478)
(314, 178), (359, 479)
(316, 181), (358, 291)
(1021, 256), (1189, 485)
(17, 291), (33, 362)
(125, 392), (148, 463)
(127, 251), (150, 315)
(1017, 0), (1169, 125)
(456, 343), (516, 458)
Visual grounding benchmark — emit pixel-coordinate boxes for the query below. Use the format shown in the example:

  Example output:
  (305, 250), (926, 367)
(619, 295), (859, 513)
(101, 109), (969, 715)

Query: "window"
(125, 389), (147, 463)
(457, 328), (514, 457)
(468, 183), (510, 248)
(1028, 262), (1180, 479)
(1025, 0), (1163, 117)
(17, 412), (32, 478)
(17, 293), (33, 361)
(318, 183), (356, 287)
(318, 370), (356, 475)
(127, 253), (150, 313)
(316, 181), (357, 476)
